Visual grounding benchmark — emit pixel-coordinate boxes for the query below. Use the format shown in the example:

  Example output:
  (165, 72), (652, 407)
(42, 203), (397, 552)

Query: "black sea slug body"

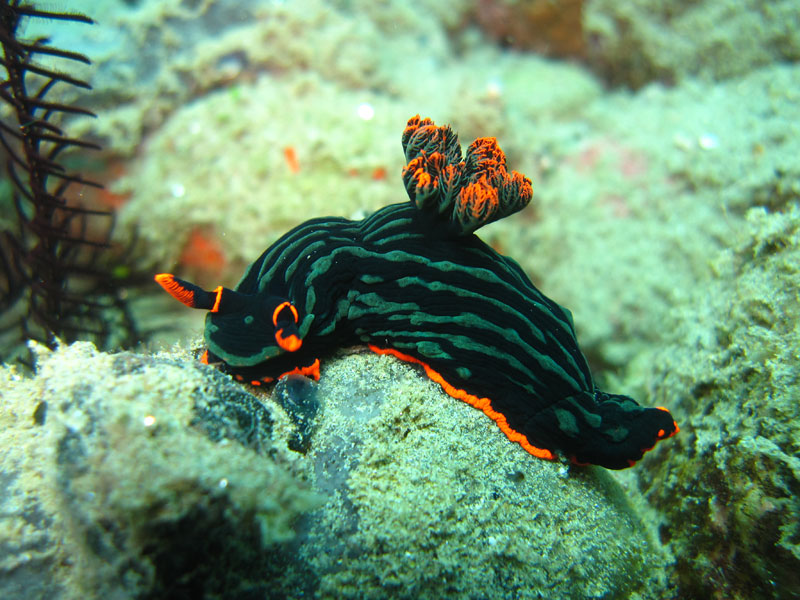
(156, 116), (678, 469)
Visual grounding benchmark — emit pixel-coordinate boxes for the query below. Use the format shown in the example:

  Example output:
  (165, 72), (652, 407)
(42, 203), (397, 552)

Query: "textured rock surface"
(629, 206), (800, 599)
(303, 353), (671, 599)
(513, 63), (800, 377)
(0, 342), (320, 600)
(1, 343), (673, 599)
(475, 0), (585, 57)
(584, 0), (800, 87)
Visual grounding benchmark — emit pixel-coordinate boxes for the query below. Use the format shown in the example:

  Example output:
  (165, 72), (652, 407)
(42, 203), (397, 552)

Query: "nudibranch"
(156, 115), (677, 469)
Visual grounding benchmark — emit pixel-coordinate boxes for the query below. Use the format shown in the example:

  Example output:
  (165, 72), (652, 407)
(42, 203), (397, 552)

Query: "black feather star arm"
(0, 1), (140, 364)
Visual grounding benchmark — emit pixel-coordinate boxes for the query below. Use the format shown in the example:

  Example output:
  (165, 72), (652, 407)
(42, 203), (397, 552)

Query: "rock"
(302, 352), (670, 599)
(0, 342), (320, 600)
(475, 0), (585, 57)
(585, 0), (800, 87)
(633, 206), (800, 599)
(0, 343), (672, 599)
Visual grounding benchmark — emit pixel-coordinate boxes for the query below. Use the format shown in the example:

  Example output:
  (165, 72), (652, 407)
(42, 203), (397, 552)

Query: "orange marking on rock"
(371, 166), (387, 180)
(179, 229), (227, 274)
(284, 146), (300, 174)
(83, 159), (131, 210)
(573, 143), (602, 173)
(368, 345), (555, 461)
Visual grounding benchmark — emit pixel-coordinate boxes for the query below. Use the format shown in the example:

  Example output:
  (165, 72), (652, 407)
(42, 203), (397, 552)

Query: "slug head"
(155, 273), (305, 366)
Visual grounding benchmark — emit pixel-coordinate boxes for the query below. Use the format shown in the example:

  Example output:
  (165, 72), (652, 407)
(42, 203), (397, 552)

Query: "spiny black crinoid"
(0, 1), (140, 365)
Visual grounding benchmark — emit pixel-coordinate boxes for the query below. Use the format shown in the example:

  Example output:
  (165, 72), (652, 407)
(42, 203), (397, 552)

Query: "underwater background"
(1, 0), (799, 598)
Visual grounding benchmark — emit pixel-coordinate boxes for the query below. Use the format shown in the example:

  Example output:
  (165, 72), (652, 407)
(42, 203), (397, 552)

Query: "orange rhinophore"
(272, 301), (299, 326)
(154, 273), (196, 308)
(154, 273), (222, 312)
